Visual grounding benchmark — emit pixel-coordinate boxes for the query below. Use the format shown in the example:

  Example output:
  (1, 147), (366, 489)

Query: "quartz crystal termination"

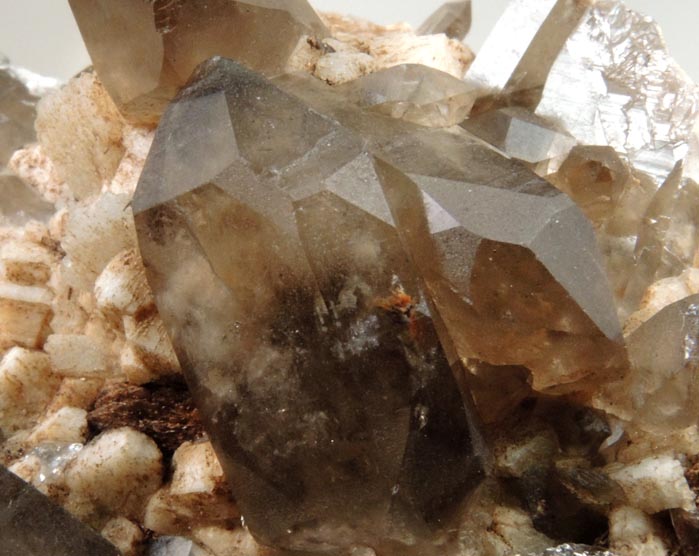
(0, 466), (120, 556)
(274, 72), (628, 397)
(464, 0), (699, 317)
(418, 1), (472, 40)
(134, 57), (483, 555)
(68, 0), (328, 125)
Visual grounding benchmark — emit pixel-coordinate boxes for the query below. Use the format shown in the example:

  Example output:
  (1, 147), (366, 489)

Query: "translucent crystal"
(276, 72), (628, 396)
(466, 0), (699, 189)
(417, 1), (472, 40)
(134, 58), (483, 555)
(462, 106), (576, 172)
(68, 0), (328, 124)
(0, 56), (55, 225)
(0, 465), (120, 555)
(335, 64), (477, 128)
(620, 294), (699, 432)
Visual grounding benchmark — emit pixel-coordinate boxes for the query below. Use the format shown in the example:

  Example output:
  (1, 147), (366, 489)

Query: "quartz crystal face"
(0, 465), (120, 556)
(134, 58), (483, 555)
(464, 0), (699, 317)
(0, 56), (55, 225)
(274, 72), (628, 397)
(68, 0), (328, 125)
(335, 64), (477, 128)
(417, 1), (472, 40)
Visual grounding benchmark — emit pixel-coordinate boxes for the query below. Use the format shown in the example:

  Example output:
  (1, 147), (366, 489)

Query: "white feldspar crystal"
(0, 347), (58, 435)
(293, 12), (474, 85)
(59, 192), (137, 291)
(192, 527), (265, 556)
(26, 406), (88, 445)
(101, 517), (145, 556)
(95, 249), (153, 323)
(45, 333), (113, 378)
(170, 441), (227, 497)
(609, 506), (672, 556)
(0, 280), (52, 350)
(65, 427), (163, 520)
(35, 72), (125, 200)
(607, 455), (696, 514)
(0, 238), (55, 285)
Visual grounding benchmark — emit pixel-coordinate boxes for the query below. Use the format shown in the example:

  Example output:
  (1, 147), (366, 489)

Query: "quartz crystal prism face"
(418, 1), (472, 40)
(134, 58), (483, 555)
(274, 73), (629, 397)
(0, 466), (120, 556)
(464, 0), (699, 316)
(605, 294), (699, 432)
(335, 64), (477, 128)
(68, 0), (328, 125)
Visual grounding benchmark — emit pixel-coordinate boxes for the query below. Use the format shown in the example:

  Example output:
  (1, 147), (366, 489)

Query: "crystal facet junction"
(68, 0), (328, 124)
(134, 57), (483, 555)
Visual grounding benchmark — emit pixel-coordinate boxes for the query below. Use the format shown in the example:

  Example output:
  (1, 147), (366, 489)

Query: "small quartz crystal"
(68, 0), (328, 124)
(418, 1), (472, 40)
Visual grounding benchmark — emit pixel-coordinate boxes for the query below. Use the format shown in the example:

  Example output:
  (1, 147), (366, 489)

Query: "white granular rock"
(26, 406), (88, 445)
(36, 72), (125, 200)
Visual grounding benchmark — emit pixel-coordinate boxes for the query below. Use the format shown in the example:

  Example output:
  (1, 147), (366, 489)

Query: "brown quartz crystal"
(67, 0), (328, 125)
(134, 57), (483, 555)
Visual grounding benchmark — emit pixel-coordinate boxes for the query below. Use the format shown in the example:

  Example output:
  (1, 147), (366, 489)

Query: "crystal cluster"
(2, 1), (699, 555)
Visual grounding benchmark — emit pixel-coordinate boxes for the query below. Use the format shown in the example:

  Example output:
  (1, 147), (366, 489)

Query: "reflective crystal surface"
(68, 0), (328, 124)
(0, 56), (55, 225)
(275, 72), (628, 396)
(335, 64), (477, 128)
(134, 58), (483, 555)
(417, 1), (472, 40)
(615, 294), (699, 432)
(467, 0), (699, 187)
(0, 465), (120, 556)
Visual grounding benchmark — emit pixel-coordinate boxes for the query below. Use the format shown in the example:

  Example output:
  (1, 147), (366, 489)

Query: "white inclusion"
(332, 314), (381, 360)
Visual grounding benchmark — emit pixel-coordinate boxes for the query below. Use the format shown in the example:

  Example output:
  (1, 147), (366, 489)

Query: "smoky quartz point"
(68, 0), (328, 125)
(134, 58), (483, 554)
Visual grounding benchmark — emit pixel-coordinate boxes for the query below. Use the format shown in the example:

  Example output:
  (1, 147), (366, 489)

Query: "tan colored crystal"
(68, 0), (328, 124)
(134, 58), (482, 554)
(418, 1), (472, 40)
(276, 72), (628, 396)
(336, 64), (477, 127)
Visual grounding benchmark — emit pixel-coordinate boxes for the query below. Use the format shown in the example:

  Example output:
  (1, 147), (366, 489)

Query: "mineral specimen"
(0, 56), (54, 225)
(134, 57), (483, 555)
(68, 0), (328, 124)
(4, 0), (699, 555)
